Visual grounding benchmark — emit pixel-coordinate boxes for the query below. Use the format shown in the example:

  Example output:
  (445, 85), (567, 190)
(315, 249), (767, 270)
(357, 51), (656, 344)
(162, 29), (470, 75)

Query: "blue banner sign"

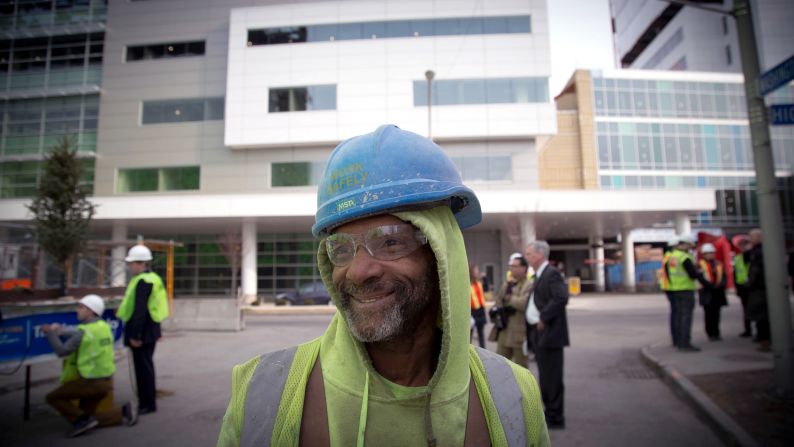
(758, 53), (794, 96)
(770, 104), (794, 125)
(0, 311), (123, 365)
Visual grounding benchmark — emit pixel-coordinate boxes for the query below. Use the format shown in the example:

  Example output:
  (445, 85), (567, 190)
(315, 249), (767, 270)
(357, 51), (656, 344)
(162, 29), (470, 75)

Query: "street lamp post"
(425, 70), (435, 139)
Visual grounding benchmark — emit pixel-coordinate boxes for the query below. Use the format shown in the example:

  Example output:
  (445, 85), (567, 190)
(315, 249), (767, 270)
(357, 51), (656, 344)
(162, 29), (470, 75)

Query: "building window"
(414, 77), (548, 106)
(126, 41), (205, 62)
(0, 0), (107, 31)
(450, 155), (512, 181)
(0, 32), (103, 91)
(271, 161), (326, 187)
(268, 86), (336, 112)
(1, 95), (99, 157)
(722, 16), (729, 35)
(117, 166), (200, 192)
(642, 27), (683, 69)
(247, 15), (531, 46)
(141, 97), (223, 124)
(725, 45), (732, 66)
(0, 158), (94, 198)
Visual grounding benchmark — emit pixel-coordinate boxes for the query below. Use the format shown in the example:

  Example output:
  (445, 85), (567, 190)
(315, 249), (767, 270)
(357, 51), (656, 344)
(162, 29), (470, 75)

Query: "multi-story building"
(611, 0), (794, 73)
(1, 0), (711, 297)
(0, 0), (106, 198)
(542, 68), (793, 283)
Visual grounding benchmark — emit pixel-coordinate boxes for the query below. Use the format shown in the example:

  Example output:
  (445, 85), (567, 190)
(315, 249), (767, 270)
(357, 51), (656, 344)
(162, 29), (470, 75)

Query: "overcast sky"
(547, 0), (616, 97)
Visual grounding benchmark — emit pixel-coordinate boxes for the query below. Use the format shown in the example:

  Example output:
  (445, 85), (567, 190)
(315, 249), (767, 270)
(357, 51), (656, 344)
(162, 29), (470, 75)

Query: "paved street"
(1, 293), (728, 446)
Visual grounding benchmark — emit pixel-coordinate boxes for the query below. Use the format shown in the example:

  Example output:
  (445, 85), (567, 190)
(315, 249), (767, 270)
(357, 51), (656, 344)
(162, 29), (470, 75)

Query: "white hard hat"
(667, 236), (680, 247)
(678, 234), (696, 245)
(79, 294), (105, 316)
(508, 252), (523, 262)
(701, 243), (716, 254)
(125, 245), (153, 262)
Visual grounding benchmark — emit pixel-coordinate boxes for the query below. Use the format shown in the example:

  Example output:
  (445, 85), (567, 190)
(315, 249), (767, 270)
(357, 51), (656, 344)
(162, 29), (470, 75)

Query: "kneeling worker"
(44, 294), (137, 437)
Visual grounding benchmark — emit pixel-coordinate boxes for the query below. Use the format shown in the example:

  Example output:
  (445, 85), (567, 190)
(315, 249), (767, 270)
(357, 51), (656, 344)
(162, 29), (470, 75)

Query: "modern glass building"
(0, 0), (106, 198)
(591, 71), (794, 232)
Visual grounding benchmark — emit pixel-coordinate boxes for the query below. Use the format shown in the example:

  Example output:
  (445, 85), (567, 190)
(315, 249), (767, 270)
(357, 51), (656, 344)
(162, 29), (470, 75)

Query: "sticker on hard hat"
(325, 163), (368, 196)
(337, 198), (356, 212)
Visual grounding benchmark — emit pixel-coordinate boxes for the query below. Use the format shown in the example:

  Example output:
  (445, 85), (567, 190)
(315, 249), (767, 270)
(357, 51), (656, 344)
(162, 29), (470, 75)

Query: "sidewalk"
(641, 331), (792, 447)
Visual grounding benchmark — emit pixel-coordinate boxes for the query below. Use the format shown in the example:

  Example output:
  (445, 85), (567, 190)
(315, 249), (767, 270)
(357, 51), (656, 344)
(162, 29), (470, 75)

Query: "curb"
(242, 305), (338, 316)
(640, 346), (759, 447)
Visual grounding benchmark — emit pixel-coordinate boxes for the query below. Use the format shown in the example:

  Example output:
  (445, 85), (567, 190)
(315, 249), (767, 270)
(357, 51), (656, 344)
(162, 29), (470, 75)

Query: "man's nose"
(344, 244), (384, 284)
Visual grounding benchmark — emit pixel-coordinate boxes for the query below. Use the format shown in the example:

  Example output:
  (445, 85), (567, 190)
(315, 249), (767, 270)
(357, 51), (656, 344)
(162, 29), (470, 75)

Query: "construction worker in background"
(117, 245), (169, 416)
(733, 237), (753, 338)
(659, 235), (679, 347)
(43, 294), (137, 437)
(492, 254), (532, 366)
(218, 124), (548, 446)
(698, 243), (727, 341)
(667, 235), (707, 352)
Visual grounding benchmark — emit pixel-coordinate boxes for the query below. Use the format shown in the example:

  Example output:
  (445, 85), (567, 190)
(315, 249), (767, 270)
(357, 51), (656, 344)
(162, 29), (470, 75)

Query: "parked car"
(275, 281), (333, 306)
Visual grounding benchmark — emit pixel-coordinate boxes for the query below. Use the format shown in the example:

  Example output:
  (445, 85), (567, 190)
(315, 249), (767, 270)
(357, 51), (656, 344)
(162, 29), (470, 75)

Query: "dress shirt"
(526, 261), (548, 325)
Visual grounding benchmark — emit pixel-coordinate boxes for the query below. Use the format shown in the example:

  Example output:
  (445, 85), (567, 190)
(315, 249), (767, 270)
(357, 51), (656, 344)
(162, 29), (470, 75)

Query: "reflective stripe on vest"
(240, 346), (298, 447)
(474, 346), (527, 447)
(240, 346), (526, 446)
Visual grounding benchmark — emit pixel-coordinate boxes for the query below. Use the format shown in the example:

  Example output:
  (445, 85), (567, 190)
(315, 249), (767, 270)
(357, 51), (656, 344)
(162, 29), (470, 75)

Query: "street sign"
(769, 104), (794, 125)
(758, 53), (794, 96)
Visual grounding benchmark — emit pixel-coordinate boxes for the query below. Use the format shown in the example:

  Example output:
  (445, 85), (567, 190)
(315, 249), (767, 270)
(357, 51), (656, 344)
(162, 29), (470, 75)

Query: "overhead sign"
(758, 53), (794, 96)
(770, 104), (794, 125)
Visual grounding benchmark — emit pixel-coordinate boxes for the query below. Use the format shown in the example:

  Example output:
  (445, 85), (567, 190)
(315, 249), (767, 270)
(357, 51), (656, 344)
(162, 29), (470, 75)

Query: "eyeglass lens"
(325, 224), (427, 266)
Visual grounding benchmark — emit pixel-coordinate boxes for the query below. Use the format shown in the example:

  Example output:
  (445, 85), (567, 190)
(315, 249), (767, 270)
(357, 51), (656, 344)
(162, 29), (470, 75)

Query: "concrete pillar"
(674, 212), (691, 236)
(111, 221), (127, 287)
(241, 219), (257, 304)
(621, 228), (635, 292)
(519, 215), (536, 248)
(590, 235), (605, 292)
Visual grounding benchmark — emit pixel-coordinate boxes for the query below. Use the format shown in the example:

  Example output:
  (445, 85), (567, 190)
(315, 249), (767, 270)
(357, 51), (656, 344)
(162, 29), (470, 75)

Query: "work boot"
(67, 415), (98, 437)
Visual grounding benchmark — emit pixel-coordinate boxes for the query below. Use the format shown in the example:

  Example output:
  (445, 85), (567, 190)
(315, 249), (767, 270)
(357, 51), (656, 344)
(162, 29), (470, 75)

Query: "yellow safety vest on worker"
(61, 319), (116, 383)
(117, 272), (169, 323)
(667, 249), (696, 292)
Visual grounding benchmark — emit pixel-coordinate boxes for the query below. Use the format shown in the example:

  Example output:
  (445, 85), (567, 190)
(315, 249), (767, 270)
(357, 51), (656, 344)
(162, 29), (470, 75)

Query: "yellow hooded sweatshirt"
(217, 207), (549, 446)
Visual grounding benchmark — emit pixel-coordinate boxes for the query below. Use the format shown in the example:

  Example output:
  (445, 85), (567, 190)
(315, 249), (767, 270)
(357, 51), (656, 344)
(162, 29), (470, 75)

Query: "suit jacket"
(525, 264), (570, 349)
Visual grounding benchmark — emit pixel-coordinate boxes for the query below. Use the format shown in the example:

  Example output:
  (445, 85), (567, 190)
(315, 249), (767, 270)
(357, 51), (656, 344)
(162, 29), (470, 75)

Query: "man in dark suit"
(524, 240), (569, 429)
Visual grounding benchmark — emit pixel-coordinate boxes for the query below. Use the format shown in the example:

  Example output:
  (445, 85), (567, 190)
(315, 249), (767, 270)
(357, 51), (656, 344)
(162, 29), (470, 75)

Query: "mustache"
(338, 278), (405, 298)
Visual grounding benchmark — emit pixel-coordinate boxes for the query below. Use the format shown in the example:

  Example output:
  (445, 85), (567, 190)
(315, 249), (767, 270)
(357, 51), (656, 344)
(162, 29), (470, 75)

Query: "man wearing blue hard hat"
(218, 125), (548, 446)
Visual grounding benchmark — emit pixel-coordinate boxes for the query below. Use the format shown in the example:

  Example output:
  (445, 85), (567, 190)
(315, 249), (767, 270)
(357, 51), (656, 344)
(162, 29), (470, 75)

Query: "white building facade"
(611, 0), (794, 72)
(0, 0), (712, 297)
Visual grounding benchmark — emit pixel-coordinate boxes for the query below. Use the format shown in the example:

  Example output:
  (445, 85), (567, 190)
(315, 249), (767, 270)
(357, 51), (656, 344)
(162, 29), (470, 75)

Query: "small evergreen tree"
(27, 137), (96, 295)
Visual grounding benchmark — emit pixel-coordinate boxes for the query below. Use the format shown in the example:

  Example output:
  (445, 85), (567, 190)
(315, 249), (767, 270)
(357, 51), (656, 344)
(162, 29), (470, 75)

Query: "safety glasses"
(325, 224), (428, 267)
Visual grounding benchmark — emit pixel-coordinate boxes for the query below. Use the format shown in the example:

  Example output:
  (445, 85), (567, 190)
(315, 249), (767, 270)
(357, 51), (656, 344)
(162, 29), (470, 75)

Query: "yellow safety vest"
(61, 319), (116, 383)
(667, 250), (696, 292)
(117, 272), (169, 323)
(734, 254), (749, 285)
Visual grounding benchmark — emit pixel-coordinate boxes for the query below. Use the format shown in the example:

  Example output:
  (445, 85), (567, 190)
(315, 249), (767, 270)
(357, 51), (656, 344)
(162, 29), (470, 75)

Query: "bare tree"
(217, 231), (242, 298)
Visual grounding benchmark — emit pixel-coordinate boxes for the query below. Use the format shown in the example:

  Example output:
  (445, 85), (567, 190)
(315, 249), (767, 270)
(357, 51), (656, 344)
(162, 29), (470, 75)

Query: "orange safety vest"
(470, 281), (485, 310)
(698, 259), (724, 286)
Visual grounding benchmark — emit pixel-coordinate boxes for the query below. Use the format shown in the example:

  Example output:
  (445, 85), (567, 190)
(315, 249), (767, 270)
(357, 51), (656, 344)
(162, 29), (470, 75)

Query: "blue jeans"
(670, 291), (695, 348)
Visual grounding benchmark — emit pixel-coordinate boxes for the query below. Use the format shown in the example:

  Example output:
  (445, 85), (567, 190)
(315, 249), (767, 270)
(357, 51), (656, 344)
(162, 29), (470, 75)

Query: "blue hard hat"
(312, 124), (482, 237)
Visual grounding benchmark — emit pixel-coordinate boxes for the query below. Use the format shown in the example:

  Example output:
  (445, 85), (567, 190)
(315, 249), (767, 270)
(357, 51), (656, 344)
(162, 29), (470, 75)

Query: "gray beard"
(338, 272), (436, 343)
